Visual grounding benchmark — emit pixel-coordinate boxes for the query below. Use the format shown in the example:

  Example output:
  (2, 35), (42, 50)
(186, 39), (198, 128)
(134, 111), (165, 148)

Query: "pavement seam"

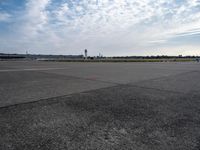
(0, 84), (119, 110)
(37, 69), (200, 86)
(0, 83), (185, 110)
(0, 70), (199, 110)
(129, 70), (200, 85)
(37, 70), (123, 86)
(127, 70), (200, 95)
(127, 85), (184, 94)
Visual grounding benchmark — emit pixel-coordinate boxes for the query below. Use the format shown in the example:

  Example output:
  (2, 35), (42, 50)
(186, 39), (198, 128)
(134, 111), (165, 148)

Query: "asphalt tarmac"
(0, 61), (200, 150)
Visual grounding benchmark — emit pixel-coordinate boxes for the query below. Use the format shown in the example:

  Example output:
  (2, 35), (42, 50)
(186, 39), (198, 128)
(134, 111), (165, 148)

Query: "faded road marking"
(0, 68), (68, 72)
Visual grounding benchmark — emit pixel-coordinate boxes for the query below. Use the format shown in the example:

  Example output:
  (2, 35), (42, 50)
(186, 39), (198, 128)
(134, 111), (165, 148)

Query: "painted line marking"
(0, 68), (68, 72)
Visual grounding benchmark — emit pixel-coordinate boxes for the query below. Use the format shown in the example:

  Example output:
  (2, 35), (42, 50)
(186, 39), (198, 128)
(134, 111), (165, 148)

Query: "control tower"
(84, 49), (88, 59)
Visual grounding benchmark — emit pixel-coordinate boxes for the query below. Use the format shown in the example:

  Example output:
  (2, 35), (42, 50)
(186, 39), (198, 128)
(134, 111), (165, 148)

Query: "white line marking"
(0, 68), (67, 72)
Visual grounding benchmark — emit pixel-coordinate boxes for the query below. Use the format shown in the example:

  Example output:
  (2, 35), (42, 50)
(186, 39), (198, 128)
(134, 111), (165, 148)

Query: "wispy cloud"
(0, 12), (11, 22)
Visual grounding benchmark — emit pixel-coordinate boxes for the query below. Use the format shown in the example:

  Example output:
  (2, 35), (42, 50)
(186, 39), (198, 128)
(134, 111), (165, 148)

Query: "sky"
(0, 0), (200, 56)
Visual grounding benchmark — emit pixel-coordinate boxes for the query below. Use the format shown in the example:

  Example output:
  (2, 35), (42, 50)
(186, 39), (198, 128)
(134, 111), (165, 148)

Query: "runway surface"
(0, 61), (200, 149)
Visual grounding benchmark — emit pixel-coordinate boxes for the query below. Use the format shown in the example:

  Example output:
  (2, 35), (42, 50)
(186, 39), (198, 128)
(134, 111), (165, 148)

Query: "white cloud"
(51, 0), (200, 39)
(22, 0), (50, 36)
(1, 0), (200, 55)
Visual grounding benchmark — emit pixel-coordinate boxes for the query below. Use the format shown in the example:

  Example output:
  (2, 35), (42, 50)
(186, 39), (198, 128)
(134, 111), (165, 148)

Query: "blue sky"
(0, 0), (200, 56)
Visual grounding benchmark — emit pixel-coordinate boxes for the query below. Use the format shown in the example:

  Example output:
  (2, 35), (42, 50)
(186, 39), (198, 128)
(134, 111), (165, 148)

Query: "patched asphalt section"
(1, 84), (200, 150)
